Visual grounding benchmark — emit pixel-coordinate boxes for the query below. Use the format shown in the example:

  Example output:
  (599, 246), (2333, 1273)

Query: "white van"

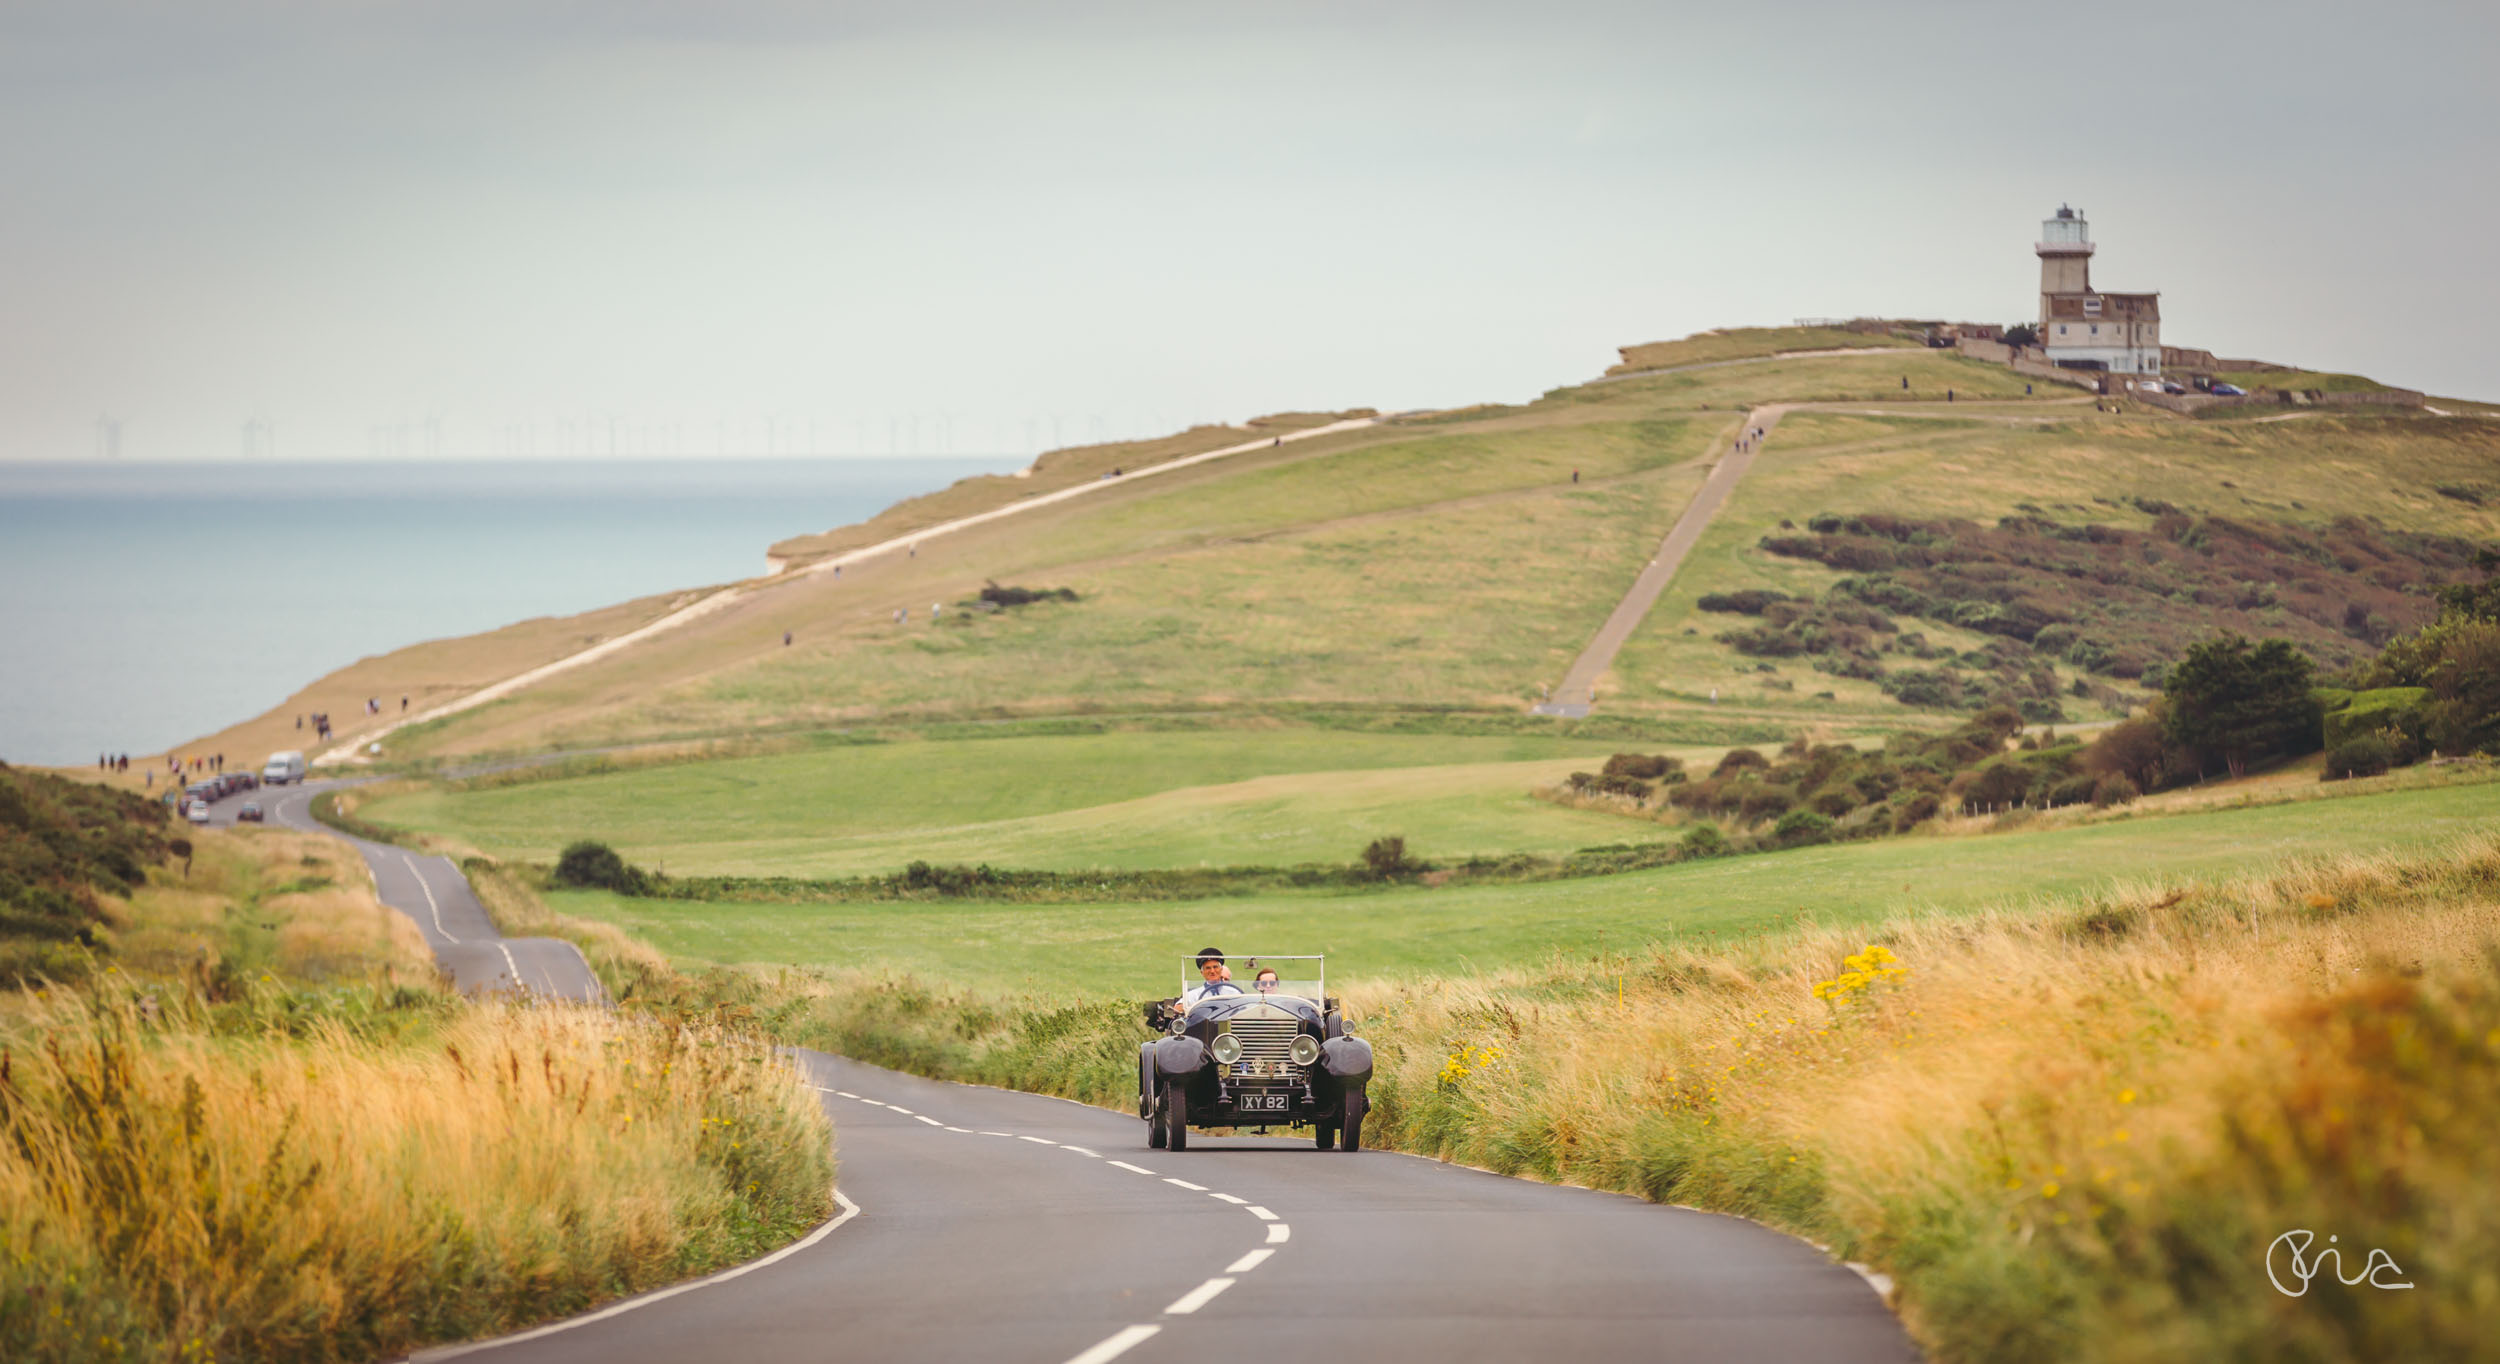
(262, 750), (306, 785)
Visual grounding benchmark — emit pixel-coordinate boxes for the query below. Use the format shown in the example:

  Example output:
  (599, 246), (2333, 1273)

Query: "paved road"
(1536, 403), (1791, 717)
(415, 1053), (1918, 1364)
(189, 780), (602, 999)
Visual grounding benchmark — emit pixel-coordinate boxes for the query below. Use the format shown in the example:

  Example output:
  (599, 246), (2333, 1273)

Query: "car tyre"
(1162, 1080), (1189, 1152)
(1313, 1119), (1336, 1150)
(1339, 1092), (1367, 1152)
(1148, 1100), (1167, 1149)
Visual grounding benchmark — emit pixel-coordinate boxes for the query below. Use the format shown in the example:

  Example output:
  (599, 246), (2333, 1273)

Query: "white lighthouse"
(2035, 206), (2161, 376)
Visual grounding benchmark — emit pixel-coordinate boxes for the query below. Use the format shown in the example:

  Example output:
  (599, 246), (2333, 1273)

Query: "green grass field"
(364, 729), (1681, 874)
(535, 779), (2500, 994)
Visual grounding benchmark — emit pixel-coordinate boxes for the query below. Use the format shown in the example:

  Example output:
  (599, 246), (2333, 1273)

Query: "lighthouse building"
(2036, 206), (2160, 375)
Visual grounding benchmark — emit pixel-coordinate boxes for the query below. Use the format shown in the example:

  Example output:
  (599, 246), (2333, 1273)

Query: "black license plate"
(1239, 1093), (1290, 1113)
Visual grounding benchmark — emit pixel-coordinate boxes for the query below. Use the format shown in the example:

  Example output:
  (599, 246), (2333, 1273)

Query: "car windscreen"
(1179, 954), (1322, 1003)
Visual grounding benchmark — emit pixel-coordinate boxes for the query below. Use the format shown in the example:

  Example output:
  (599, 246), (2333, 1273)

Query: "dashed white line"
(1062, 1145), (1102, 1157)
(913, 1115), (944, 1127)
(1209, 1193), (1248, 1205)
(1062, 1324), (1161, 1364)
(945, 1126), (974, 1133)
(1163, 1178), (1209, 1192)
(1264, 1223), (1291, 1245)
(860, 1100), (889, 1108)
(835, 1090), (858, 1099)
(1018, 1135), (1058, 1146)
(1246, 1206), (1278, 1220)
(399, 852), (456, 943)
(1224, 1248), (1275, 1275)
(1162, 1278), (1235, 1315)
(887, 1106), (915, 1115)
(1108, 1160), (1157, 1175)
(979, 1131), (1014, 1137)
(496, 941), (524, 990)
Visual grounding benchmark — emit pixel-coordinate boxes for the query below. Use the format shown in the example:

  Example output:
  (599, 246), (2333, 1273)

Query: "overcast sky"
(5, 0), (2494, 462)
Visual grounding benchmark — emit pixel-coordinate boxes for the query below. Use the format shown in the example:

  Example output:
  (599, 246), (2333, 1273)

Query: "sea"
(0, 456), (1022, 767)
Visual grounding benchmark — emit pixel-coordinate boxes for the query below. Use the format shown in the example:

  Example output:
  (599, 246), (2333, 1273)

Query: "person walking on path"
(783, 631), (793, 646)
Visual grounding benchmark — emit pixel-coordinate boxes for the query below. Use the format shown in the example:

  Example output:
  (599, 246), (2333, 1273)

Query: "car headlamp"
(1210, 1033), (1243, 1065)
(1289, 1034), (1322, 1067)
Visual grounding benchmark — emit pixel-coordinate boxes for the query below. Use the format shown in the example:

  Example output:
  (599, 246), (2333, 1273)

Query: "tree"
(2160, 634), (2318, 778)
(2002, 323), (2039, 349)
(2081, 714), (2174, 793)
(2424, 619), (2500, 755)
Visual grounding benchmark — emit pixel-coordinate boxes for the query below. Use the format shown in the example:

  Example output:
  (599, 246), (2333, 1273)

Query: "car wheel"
(1339, 1091), (1367, 1152)
(1161, 1080), (1189, 1152)
(1148, 1098), (1167, 1149)
(1313, 1119), (1336, 1150)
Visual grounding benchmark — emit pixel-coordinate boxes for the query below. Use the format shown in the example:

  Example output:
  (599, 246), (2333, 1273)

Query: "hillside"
(138, 330), (2497, 780)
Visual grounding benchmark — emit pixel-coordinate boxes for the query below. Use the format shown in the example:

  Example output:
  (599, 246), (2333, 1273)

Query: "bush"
(1713, 748), (1770, 777)
(1678, 824), (1730, 858)
(1770, 810), (1834, 846)
(2045, 774), (2100, 808)
(1892, 792), (1942, 832)
(2323, 735), (2395, 781)
(2320, 686), (2430, 750)
(1695, 590), (1791, 615)
(2090, 773), (2140, 807)
(1361, 836), (1419, 879)
(553, 840), (647, 894)
(1601, 753), (1685, 782)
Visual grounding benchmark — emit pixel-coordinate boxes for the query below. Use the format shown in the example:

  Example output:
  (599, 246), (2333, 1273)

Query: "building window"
(2057, 324), (2067, 334)
(2090, 324), (2099, 335)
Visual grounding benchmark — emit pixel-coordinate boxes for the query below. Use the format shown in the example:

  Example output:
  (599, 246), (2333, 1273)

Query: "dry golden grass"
(1350, 833), (2500, 1361)
(0, 990), (832, 1363)
(92, 826), (435, 986)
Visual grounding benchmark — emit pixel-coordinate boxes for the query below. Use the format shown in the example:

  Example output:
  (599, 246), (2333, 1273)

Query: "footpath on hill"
(310, 415), (1377, 768)
(1535, 403), (1788, 717)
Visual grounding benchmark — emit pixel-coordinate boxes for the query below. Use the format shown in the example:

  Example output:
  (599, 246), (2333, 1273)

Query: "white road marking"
(979, 1131), (1014, 1137)
(1062, 1324), (1161, 1364)
(1061, 1144), (1101, 1157)
(1246, 1206), (1277, 1220)
(1265, 1223), (1291, 1245)
(1018, 1135), (1058, 1145)
(496, 941), (524, 991)
(1162, 1278), (1235, 1315)
(836, 1091), (858, 1099)
(413, 1188), (861, 1360)
(399, 852), (456, 943)
(1163, 1178), (1208, 1191)
(1209, 1193), (1248, 1205)
(945, 1126), (974, 1133)
(913, 1115), (944, 1127)
(1224, 1248), (1275, 1274)
(860, 1100), (889, 1108)
(887, 1106), (914, 1115)
(1108, 1160), (1156, 1175)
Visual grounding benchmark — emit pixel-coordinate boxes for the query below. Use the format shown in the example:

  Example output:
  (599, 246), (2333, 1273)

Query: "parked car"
(185, 799), (211, 825)
(236, 802), (264, 823)
(2211, 382), (2247, 396)
(2135, 380), (2163, 392)
(2163, 382), (2187, 394)
(1138, 954), (1372, 1152)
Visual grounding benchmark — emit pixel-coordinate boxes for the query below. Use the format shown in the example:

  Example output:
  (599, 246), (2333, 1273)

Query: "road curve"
(215, 781), (606, 1001)
(414, 1052), (1919, 1364)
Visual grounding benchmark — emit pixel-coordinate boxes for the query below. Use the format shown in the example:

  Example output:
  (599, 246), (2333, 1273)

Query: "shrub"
(1771, 810), (1835, 846)
(1892, 792), (1942, 831)
(1695, 590), (1791, 615)
(553, 840), (646, 894)
(1736, 786), (1796, 821)
(2323, 735), (2395, 781)
(1601, 753), (1685, 782)
(2045, 774), (2100, 808)
(1713, 748), (1770, 777)
(1809, 786), (1858, 818)
(1361, 836), (1418, 879)
(976, 581), (1080, 608)
(1678, 824), (1730, 858)
(2090, 773), (2141, 807)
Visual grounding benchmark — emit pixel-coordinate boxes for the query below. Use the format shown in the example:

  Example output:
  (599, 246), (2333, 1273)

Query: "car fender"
(1153, 1035), (1208, 1079)
(1321, 1036), (1373, 1086)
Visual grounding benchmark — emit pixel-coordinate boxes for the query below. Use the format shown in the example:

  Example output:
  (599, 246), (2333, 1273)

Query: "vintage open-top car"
(1138, 953), (1372, 1152)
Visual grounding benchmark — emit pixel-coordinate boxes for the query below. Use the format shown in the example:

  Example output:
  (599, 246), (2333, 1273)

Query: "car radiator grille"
(1226, 1017), (1303, 1078)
